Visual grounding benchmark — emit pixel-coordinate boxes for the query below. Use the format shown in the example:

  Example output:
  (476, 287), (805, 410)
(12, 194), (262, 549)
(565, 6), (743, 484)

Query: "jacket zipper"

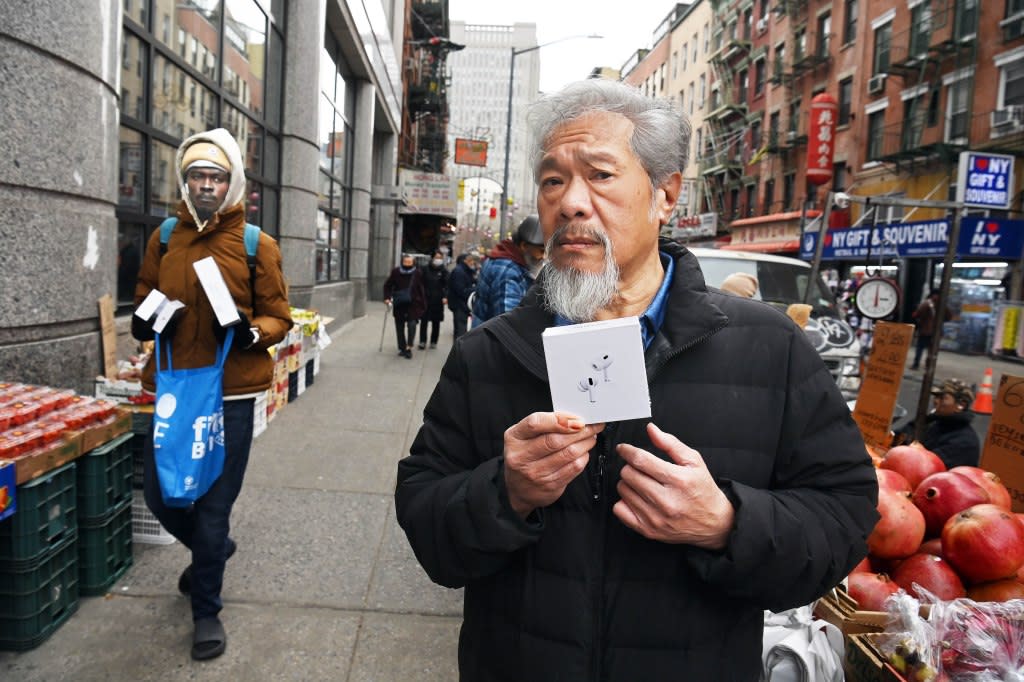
(590, 425), (616, 680)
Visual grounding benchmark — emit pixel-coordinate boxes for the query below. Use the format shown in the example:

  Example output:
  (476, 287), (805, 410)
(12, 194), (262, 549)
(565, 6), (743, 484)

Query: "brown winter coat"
(134, 202), (292, 395)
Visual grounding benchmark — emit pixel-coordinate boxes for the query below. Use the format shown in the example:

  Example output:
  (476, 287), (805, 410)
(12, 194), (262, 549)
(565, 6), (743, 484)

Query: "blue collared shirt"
(554, 252), (675, 349)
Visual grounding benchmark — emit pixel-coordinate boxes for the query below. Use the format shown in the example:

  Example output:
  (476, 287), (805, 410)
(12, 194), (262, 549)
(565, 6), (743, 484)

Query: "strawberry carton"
(0, 429), (44, 459)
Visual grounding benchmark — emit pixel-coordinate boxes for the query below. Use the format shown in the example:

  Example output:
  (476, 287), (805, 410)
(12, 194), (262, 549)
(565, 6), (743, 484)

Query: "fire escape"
(763, 0), (830, 210)
(700, 2), (751, 221)
(400, 1), (463, 173)
(873, 0), (978, 171)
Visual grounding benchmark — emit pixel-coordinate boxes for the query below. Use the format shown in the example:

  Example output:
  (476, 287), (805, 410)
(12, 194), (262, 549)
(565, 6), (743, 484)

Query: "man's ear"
(654, 172), (683, 225)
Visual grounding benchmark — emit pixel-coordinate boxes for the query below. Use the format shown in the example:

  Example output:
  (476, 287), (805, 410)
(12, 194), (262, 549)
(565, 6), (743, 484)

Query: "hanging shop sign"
(398, 170), (457, 217)
(806, 93), (837, 186)
(799, 216), (1024, 260)
(956, 151), (1015, 210)
(670, 212), (717, 240)
(454, 138), (488, 167)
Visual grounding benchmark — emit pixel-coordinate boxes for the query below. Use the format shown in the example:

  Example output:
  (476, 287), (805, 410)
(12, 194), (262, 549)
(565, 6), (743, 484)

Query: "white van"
(688, 247), (862, 400)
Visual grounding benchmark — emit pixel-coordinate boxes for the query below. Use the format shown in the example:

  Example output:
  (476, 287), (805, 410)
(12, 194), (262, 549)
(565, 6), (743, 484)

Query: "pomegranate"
(917, 537), (943, 556)
(966, 578), (1024, 601)
(850, 556), (872, 574)
(912, 472), (990, 537)
(941, 503), (1024, 584)
(868, 488), (927, 559)
(880, 444), (946, 490)
(890, 552), (966, 601)
(876, 468), (912, 493)
(847, 572), (901, 611)
(949, 466), (1012, 510)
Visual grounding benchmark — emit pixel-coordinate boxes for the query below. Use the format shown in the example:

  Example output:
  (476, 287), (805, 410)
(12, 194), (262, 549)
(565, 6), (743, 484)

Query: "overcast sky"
(447, 0), (678, 92)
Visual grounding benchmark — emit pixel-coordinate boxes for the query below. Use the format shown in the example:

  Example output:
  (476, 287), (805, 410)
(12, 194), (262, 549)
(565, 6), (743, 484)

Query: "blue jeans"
(143, 398), (255, 620)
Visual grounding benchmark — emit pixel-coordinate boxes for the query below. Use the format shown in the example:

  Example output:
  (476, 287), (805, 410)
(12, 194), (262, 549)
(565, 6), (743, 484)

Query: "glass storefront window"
(318, 95), (334, 171)
(223, 105), (262, 176)
(152, 54), (218, 137)
(124, 0), (147, 27)
(118, 127), (145, 212)
(224, 0), (266, 115)
(154, 1), (221, 79)
(150, 141), (179, 218)
(318, 171), (332, 211)
(121, 31), (147, 122)
(117, 223), (146, 305)
(245, 178), (263, 225)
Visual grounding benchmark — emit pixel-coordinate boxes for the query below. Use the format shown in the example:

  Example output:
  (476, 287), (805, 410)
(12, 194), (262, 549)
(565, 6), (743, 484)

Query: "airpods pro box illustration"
(542, 316), (651, 424)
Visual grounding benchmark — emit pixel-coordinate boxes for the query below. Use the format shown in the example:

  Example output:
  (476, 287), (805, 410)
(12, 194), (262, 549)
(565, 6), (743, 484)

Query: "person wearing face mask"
(448, 253), (479, 340)
(418, 251), (450, 349)
(471, 215), (546, 327)
(384, 253), (427, 358)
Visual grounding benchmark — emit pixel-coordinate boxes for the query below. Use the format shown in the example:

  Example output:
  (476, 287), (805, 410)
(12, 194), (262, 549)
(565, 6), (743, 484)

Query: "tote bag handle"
(155, 327), (234, 374)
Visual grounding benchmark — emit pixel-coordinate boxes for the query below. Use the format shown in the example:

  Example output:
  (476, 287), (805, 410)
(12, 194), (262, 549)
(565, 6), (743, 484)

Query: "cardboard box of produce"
(12, 432), (82, 484)
(76, 406), (132, 453)
(845, 633), (907, 682)
(814, 587), (892, 636)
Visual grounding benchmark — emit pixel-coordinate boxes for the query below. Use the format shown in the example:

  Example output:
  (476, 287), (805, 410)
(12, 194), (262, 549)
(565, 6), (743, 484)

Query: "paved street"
(2, 304), (1021, 681)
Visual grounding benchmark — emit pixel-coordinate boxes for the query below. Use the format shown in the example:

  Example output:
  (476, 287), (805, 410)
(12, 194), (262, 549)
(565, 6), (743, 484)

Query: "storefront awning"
(728, 210), (821, 228)
(720, 239), (801, 253)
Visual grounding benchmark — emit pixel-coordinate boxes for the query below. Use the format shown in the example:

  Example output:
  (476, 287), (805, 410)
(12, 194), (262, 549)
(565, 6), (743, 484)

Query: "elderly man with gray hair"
(396, 79), (878, 680)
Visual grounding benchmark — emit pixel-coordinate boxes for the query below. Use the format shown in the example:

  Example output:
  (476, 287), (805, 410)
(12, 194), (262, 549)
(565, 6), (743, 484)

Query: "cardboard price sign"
(980, 374), (1024, 513)
(852, 322), (914, 451)
(98, 294), (118, 379)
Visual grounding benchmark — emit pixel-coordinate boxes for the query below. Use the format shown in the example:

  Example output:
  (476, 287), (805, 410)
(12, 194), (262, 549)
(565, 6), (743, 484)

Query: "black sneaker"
(429, 343), (437, 349)
(179, 538), (237, 595)
(417, 343), (426, 350)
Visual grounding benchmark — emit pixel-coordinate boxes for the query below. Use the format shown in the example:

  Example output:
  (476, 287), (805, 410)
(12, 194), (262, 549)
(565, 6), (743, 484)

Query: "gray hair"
(527, 79), (691, 188)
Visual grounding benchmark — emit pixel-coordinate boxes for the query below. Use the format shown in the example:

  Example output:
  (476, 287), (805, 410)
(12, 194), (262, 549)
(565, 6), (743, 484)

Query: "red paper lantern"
(806, 93), (838, 186)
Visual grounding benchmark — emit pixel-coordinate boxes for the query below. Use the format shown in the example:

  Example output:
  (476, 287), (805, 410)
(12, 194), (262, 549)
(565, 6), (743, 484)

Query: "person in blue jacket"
(471, 215), (545, 326)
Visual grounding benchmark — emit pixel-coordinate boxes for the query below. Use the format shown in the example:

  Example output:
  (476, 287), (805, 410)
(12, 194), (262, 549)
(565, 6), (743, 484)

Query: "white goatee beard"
(541, 225), (619, 323)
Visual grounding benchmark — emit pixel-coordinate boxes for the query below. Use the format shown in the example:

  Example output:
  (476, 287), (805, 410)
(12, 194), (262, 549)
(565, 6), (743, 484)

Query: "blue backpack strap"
(158, 217), (178, 255)
(243, 223), (261, 309)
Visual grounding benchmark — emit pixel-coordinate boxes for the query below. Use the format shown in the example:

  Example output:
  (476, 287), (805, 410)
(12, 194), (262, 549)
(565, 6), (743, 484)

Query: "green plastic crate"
(77, 432), (134, 520)
(0, 462), (77, 565)
(0, 533), (79, 651)
(78, 498), (133, 596)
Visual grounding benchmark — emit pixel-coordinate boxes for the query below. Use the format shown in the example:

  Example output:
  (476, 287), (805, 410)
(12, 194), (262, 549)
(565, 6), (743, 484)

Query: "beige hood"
(175, 128), (247, 231)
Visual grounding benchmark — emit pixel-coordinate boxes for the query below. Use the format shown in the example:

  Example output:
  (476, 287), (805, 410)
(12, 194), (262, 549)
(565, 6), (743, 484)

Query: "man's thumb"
(647, 422), (701, 467)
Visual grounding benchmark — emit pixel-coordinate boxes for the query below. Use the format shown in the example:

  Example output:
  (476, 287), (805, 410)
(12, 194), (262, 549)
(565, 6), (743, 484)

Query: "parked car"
(688, 247), (862, 400)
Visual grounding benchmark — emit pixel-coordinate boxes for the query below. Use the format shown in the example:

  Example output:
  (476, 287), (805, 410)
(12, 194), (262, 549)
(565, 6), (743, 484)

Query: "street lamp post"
(499, 34), (602, 238)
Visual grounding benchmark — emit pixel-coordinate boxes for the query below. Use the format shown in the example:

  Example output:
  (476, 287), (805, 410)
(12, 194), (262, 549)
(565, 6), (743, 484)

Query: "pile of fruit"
(0, 383), (118, 458)
(850, 443), (1024, 609)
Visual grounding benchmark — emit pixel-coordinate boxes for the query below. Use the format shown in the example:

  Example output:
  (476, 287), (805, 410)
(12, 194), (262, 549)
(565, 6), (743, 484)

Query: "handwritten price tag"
(852, 322), (914, 451)
(981, 374), (1024, 512)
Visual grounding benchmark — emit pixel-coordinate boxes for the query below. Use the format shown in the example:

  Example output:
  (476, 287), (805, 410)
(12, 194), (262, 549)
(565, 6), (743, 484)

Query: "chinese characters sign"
(806, 93), (837, 186)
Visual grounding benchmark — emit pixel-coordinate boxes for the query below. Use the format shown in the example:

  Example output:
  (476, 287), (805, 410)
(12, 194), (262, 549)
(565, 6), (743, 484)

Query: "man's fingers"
(647, 422), (703, 468)
(507, 412), (585, 441)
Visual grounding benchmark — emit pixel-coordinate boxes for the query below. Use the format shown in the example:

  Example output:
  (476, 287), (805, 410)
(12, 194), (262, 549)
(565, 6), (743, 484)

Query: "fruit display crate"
(78, 497), (132, 596)
(0, 461), (77, 564)
(131, 490), (175, 545)
(129, 410), (149, 489)
(76, 432), (134, 521)
(0, 532), (79, 651)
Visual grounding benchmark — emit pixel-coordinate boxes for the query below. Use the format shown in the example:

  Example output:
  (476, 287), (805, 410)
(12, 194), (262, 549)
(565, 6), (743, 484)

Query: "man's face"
(185, 167), (230, 217)
(520, 242), (546, 270)
(933, 392), (960, 416)
(401, 256), (415, 268)
(536, 111), (678, 280)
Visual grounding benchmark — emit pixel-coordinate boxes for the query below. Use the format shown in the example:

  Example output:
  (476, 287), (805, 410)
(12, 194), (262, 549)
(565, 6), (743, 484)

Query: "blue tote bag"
(152, 327), (234, 507)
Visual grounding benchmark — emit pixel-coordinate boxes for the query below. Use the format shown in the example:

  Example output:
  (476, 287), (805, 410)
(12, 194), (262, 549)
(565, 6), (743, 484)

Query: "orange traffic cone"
(972, 368), (994, 415)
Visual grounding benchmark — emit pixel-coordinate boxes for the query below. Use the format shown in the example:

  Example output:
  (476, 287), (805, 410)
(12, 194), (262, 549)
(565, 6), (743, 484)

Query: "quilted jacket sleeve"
(250, 233), (292, 348)
(395, 343), (543, 588)
(683, 331), (880, 612)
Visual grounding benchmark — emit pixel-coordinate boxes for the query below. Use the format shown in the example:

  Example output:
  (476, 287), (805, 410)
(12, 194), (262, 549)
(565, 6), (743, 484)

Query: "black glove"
(214, 310), (258, 350)
(131, 312), (178, 342)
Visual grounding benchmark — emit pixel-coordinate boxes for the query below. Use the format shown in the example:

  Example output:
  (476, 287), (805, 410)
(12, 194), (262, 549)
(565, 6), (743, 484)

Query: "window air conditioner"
(992, 105), (1024, 128)
(757, 17), (768, 34)
(867, 74), (887, 95)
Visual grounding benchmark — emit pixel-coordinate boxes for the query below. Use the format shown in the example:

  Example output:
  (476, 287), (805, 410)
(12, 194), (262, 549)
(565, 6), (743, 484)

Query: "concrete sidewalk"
(1, 304), (463, 681)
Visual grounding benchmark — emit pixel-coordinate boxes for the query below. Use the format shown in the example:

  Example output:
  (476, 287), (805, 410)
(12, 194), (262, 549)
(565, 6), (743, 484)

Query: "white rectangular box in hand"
(542, 316), (651, 425)
(131, 490), (176, 545)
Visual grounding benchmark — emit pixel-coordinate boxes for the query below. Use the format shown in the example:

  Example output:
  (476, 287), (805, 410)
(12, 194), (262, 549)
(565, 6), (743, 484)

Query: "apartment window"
(843, 0), (858, 44)
(947, 78), (971, 140)
(738, 69), (749, 102)
(679, 88), (686, 112)
(817, 13), (832, 58)
(699, 74), (706, 107)
(751, 119), (763, 150)
(783, 173), (795, 210)
(838, 77), (853, 124)
(693, 34), (698, 61)
(744, 8), (754, 40)
(703, 24), (710, 53)
(730, 188), (740, 218)
(755, 58), (766, 95)
(1000, 58), (1024, 107)
(769, 110), (781, 145)
(788, 98), (802, 133)
(673, 50), (679, 77)
(867, 109), (885, 160)
(760, 0), (770, 20)
(745, 184), (756, 216)
(873, 21), (892, 74)
(696, 128), (703, 160)
(901, 97), (925, 150)
(764, 178), (775, 213)
(774, 43), (786, 81)
(688, 82), (696, 115)
(834, 162), (847, 192)
(795, 28), (807, 61)
(910, 1), (932, 58)
(955, 0), (978, 39)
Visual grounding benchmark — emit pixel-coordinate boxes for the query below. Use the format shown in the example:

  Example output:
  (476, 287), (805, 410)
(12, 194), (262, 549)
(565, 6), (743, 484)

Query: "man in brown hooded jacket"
(132, 128), (291, 661)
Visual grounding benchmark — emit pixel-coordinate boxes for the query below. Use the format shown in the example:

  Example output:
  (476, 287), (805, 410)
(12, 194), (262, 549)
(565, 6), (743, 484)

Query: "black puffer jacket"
(920, 412), (981, 468)
(396, 240), (879, 681)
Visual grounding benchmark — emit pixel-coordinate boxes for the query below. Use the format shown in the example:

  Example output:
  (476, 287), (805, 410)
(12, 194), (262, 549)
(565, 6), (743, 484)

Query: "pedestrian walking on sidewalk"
(417, 251), (449, 349)
(447, 253), (478, 340)
(132, 128), (292, 661)
(910, 289), (949, 370)
(384, 253), (426, 358)
(395, 79), (878, 681)
(471, 215), (546, 327)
